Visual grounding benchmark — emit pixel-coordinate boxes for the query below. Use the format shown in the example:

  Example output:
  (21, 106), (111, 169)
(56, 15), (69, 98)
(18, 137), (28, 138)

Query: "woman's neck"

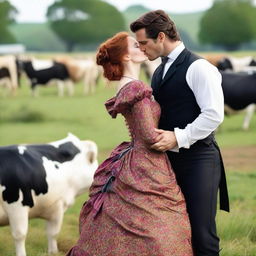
(124, 62), (140, 79)
(118, 63), (140, 91)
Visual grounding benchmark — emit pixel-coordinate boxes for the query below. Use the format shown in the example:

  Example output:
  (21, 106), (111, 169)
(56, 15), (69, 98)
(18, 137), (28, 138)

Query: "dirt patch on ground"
(221, 145), (256, 172)
(101, 146), (256, 172)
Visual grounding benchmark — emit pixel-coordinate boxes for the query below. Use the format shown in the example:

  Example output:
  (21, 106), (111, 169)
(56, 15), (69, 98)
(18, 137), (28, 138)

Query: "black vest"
(152, 48), (201, 131)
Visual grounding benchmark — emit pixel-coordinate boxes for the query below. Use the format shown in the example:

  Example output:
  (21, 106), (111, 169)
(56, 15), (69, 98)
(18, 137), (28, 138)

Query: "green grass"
(0, 77), (129, 157)
(0, 71), (256, 255)
(217, 172), (256, 256)
(216, 114), (256, 148)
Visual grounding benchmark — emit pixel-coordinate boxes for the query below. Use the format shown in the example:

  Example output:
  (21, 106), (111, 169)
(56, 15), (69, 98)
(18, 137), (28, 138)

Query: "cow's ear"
(67, 132), (79, 141)
(87, 151), (96, 164)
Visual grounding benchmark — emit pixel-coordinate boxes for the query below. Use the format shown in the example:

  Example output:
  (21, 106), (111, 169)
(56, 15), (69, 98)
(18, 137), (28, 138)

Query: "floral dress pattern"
(66, 81), (193, 256)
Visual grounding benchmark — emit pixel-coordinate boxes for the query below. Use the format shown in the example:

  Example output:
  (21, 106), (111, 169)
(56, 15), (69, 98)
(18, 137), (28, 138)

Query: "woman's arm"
(132, 97), (159, 145)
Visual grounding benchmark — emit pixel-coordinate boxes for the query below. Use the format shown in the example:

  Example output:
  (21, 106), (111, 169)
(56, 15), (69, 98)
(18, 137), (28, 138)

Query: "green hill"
(9, 22), (66, 52)
(169, 12), (204, 43)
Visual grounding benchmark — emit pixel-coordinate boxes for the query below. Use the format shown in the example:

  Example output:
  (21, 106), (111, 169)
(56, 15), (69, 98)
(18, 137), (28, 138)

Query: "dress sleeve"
(131, 97), (159, 145)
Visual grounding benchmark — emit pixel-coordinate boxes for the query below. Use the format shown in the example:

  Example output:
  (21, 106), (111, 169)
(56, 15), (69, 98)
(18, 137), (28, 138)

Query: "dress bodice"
(105, 81), (161, 147)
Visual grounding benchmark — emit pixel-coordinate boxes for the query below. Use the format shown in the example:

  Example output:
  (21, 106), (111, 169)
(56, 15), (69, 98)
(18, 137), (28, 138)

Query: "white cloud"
(9, 0), (55, 22)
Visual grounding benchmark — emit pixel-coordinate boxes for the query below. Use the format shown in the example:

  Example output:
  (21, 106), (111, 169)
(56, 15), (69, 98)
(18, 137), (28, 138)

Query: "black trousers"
(167, 137), (224, 256)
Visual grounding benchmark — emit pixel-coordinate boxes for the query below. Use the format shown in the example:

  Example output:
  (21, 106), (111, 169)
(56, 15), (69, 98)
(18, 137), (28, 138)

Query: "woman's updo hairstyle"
(96, 32), (129, 81)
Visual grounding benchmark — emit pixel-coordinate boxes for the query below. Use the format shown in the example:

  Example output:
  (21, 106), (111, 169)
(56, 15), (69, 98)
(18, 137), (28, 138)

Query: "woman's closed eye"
(134, 43), (140, 48)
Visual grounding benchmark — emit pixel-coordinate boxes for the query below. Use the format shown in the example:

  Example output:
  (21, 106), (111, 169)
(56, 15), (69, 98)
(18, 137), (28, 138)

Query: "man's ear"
(157, 32), (165, 42)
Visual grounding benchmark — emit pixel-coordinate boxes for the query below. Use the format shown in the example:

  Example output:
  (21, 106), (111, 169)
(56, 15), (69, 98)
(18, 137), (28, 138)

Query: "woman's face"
(127, 36), (148, 63)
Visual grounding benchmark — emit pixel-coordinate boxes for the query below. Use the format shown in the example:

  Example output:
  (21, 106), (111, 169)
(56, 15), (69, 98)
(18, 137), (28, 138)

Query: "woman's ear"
(122, 54), (131, 62)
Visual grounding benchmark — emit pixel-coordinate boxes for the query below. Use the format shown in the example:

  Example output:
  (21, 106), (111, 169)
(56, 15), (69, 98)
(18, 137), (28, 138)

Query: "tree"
(179, 29), (200, 51)
(0, 0), (18, 44)
(199, 0), (256, 51)
(47, 0), (126, 52)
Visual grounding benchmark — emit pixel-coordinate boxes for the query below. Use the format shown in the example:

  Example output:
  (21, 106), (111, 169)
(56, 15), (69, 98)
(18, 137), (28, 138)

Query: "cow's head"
(42, 133), (98, 196)
(249, 59), (256, 67)
(217, 58), (233, 71)
(50, 133), (98, 165)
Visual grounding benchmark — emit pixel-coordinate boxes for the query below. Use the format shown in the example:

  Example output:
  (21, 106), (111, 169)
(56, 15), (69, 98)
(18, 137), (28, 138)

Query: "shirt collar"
(167, 42), (185, 62)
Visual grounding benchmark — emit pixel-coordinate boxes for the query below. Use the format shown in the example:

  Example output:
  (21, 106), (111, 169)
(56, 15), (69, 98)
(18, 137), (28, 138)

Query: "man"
(130, 10), (229, 256)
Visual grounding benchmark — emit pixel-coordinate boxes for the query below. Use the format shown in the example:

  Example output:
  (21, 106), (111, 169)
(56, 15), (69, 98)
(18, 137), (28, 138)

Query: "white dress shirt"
(162, 43), (224, 151)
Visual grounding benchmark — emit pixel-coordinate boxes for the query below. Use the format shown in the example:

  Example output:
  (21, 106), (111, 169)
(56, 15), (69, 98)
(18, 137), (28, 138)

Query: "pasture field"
(0, 68), (256, 256)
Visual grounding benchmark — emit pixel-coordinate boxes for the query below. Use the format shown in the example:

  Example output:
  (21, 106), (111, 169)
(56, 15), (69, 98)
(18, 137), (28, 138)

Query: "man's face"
(134, 28), (162, 61)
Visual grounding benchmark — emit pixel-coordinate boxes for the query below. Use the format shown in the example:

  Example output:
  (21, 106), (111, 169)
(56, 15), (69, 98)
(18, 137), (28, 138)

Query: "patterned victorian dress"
(67, 81), (193, 256)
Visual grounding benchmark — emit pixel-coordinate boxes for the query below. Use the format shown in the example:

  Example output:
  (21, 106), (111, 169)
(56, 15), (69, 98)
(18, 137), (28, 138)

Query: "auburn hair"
(96, 32), (129, 81)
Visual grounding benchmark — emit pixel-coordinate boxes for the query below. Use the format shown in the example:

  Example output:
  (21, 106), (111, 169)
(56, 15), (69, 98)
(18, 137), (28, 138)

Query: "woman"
(66, 32), (193, 256)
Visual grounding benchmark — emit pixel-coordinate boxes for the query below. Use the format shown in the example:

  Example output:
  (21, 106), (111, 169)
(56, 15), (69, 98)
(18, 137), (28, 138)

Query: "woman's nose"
(139, 45), (145, 52)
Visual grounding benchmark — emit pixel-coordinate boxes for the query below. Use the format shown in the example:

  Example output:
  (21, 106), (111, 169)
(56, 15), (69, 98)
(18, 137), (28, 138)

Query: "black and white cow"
(217, 56), (256, 72)
(19, 59), (74, 97)
(0, 133), (98, 256)
(55, 56), (102, 95)
(221, 71), (256, 130)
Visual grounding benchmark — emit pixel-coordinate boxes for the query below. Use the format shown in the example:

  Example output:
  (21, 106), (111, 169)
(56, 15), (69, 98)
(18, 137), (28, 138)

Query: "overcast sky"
(8, 0), (256, 23)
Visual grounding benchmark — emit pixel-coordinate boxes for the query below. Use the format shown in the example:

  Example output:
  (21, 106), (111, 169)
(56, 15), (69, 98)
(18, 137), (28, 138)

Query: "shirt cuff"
(168, 145), (179, 152)
(174, 127), (190, 149)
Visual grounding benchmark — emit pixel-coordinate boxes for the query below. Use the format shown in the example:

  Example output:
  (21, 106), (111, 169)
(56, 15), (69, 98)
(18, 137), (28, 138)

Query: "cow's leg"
(243, 104), (255, 130)
(46, 201), (64, 254)
(6, 78), (14, 96)
(57, 81), (64, 97)
(83, 73), (90, 95)
(5, 204), (29, 256)
(66, 79), (74, 96)
(1, 78), (11, 97)
(89, 76), (96, 94)
(90, 68), (99, 94)
(10, 80), (17, 96)
(31, 83), (38, 97)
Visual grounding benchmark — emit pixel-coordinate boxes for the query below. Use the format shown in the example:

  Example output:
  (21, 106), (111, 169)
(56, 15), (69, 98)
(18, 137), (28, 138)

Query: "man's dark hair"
(130, 9), (180, 41)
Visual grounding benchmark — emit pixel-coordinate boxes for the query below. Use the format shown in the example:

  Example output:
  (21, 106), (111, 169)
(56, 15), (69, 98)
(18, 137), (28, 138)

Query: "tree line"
(1, 0), (256, 51)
